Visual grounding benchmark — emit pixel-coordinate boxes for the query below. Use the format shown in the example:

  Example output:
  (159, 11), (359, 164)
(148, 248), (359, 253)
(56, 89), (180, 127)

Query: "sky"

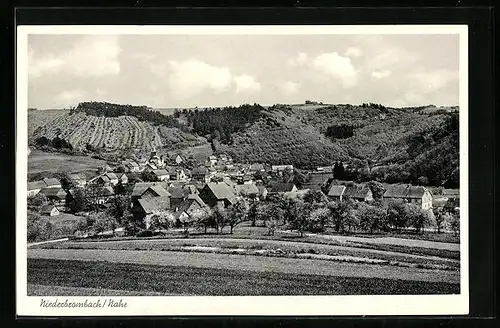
(27, 33), (460, 109)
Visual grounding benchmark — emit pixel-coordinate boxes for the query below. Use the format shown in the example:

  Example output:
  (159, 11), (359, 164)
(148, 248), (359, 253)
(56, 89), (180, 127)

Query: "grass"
(28, 150), (106, 174)
(349, 231), (460, 244)
(28, 258), (460, 296)
(28, 284), (170, 296)
(37, 238), (459, 270)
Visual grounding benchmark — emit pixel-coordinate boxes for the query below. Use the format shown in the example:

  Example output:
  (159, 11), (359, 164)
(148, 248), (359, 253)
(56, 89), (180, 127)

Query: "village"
(27, 147), (461, 239)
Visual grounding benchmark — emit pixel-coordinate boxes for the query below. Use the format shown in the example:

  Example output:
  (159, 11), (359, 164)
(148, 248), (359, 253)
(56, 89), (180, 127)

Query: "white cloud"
(345, 47), (363, 57)
(366, 45), (419, 70)
(29, 36), (121, 78)
(288, 52), (309, 67)
(54, 90), (85, 107)
(407, 69), (458, 92)
(371, 70), (392, 79)
(164, 59), (232, 99)
(279, 81), (299, 95)
(233, 75), (261, 94)
(312, 52), (358, 87)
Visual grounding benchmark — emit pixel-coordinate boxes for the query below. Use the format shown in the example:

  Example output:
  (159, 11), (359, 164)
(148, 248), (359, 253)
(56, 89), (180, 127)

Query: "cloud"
(371, 70), (392, 79)
(54, 90), (85, 107)
(345, 47), (363, 57)
(163, 59), (232, 99)
(279, 81), (299, 95)
(366, 45), (419, 70)
(407, 69), (458, 92)
(233, 75), (261, 94)
(29, 35), (121, 78)
(312, 52), (358, 87)
(288, 52), (309, 67)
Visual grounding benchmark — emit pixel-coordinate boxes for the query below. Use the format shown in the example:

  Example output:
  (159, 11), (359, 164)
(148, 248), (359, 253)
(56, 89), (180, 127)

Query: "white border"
(16, 25), (469, 316)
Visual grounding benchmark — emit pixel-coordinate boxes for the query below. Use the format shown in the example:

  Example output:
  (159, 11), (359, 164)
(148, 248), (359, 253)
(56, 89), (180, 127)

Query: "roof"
(443, 189), (460, 197)
(168, 186), (190, 198)
(40, 187), (66, 197)
(234, 183), (259, 196)
(192, 166), (209, 175)
(205, 182), (236, 201)
(285, 189), (311, 200)
(69, 173), (85, 181)
(257, 185), (268, 195)
(116, 173), (127, 179)
(98, 186), (115, 197)
(105, 172), (118, 180)
(146, 185), (171, 198)
(165, 166), (178, 175)
(343, 185), (371, 199)
(131, 182), (163, 197)
(327, 185), (346, 197)
(40, 204), (58, 213)
(383, 184), (428, 199)
(28, 181), (47, 190)
(268, 182), (296, 193)
(432, 197), (449, 208)
(271, 165), (293, 171)
(43, 177), (60, 186)
(137, 197), (170, 213)
(153, 169), (169, 176)
(249, 163), (264, 171)
(208, 155), (217, 160)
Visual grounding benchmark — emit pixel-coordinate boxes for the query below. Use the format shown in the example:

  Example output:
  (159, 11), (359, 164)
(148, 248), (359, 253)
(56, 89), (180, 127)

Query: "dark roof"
(343, 185), (371, 199)
(234, 183), (259, 196)
(40, 187), (67, 198)
(40, 204), (58, 214)
(137, 197), (170, 213)
(105, 172), (118, 180)
(28, 181), (47, 190)
(168, 186), (190, 198)
(383, 184), (428, 199)
(153, 169), (169, 176)
(192, 166), (209, 175)
(268, 182), (296, 193)
(147, 185), (171, 197)
(43, 178), (61, 186)
(249, 163), (264, 171)
(98, 186), (115, 197)
(131, 182), (164, 197)
(205, 182), (236, 201)
(327, 185), (346, 197)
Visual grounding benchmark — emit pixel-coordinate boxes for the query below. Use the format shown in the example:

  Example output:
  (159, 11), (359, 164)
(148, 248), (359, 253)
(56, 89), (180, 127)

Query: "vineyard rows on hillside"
(29, 112), (203, 151)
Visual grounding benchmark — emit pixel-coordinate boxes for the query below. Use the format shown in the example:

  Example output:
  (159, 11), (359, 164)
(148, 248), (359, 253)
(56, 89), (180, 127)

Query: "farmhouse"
(199, 182), (236, 209)
(234, 183), (260, 199)
(123, 160), (141, 173)
(383, 184), (433, 210)
(89, 175), (111, 186)
(208, 155), (218, 166)
(191, 166), (210, 183)
(174, 154), (184, 165)
(172, 194), (210, 222)
(247, 163), (265, 174)
(343, 185), (373, 202)
(327, 184), (346, 201)
(116, 173), (128, 185)
(271, 165), (294, 173)
(43, 177), (61, 189)
(104, 172), (119, 186)
(131, 182), (168, 200)
(267, 182), (298, 195)
(27, 181), (47, 197)
(153, 169), (170, 181)
(40, 187), (67, 205)
(168, 185), (192, 208)
(302, 173), (333, 191)
(136, 197), (172, 229)
(257, 185), (268, 200)
(40, 204), (60, 217)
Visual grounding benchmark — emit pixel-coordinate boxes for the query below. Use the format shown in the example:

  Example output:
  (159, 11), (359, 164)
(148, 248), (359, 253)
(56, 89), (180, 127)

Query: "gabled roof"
(28, 180), (47, 191)
(208, 155), (217, 160)
(40, 187), (66, 197)
(131, 182), (163, 197)
(153, 169), (169, 176)
(105, 172), (118, 180)
(146, 185), (171, 198)
(116, 173), (127, 179)
(343, 185), (371, 199)
(268, 182), (296, 193)
(249, 163), (264, 171)
(165, 166), (178, 175)
(383, 184), (428, 199)
(40, 204), (58, 214)
(205, 182), (236, 201)
(43, 177), (61, 186)
(234, 183), (259, 196)
(69, 173), (86, 181)
(271, 165), (294, 171)
(137, 197), (170, 213)
(98, 186), (115, 197)
(168, 186), (190, 198)
(327, 185), (346, 197)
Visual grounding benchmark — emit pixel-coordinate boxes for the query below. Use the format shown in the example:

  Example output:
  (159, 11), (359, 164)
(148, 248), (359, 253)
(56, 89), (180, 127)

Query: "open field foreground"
(28, 248), (460, 295)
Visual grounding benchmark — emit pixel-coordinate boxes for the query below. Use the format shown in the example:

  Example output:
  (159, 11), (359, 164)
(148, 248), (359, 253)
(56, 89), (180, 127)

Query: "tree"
(386, 199), (410, 232)
(282, 198), (310, 237)
(66, 187), (88, 213)
(417, 176), (429, 186)
(247, 198), (259, 227)
(433, 207), (446, 233)
(226, 198), (248, 234)
(183, 208), (210, 236)
(447, 213), (460, 236)
(27, 211), (53, 242)
(211, 206), (229, 234)
(407, 205), (433, 233)
(366, 180), (386, 201)
(107, 195), (131, 225)
(303, 190), (326, 205)
(327, 200), (353, 233)
(90, 212), (115, 236)
(259, 202), (284, 236)
(27, 193), (48, 211)
(357, 202), (387, 234)
(308, 207), (330, 232)
(59, 172), (76, 191)
(148, 211), (175, 232)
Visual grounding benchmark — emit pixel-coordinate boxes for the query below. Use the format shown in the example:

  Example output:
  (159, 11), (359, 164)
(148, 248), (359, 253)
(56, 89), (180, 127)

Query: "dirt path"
(28, 248), (460, 284)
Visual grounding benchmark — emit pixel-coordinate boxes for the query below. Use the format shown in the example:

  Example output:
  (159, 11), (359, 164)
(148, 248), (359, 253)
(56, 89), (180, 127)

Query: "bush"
(136, 229), (153, 238)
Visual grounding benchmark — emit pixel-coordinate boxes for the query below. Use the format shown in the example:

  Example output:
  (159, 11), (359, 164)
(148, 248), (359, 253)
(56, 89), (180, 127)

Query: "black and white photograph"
(16, 25), (468, 316)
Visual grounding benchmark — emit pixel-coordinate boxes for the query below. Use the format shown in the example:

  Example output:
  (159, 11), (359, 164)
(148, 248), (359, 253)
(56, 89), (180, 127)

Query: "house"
(267, 182), (298, 195)
(153, 169), (170, 181)
(174, 154), (184, 165)
(168, 185), (192, 208)
(131, 182), (168, 200)
(104, 172), (119, 186)
(40, 187), (67, 205)
(271, 165), (294, 173)
(176, 168), (188, 181)
(42, 177), (61, 189)
(327, 184), (346, 201)
(135, 197), (171, 229)
(248, 163), (265, 174)
(343, 185), (373, 202)
(442, 189), (460, 199)
(116, 173), (128, 185)
(69, 173), (87, 187)
(199, 182), (237, 209)
(257, 185), (268, 200)
(94, 186), (115, 205)
(234, 183), (260, 199)
(89, 175), (111, 186)
(164, 166), (179, 181)
(172, 194), (210, 222)
(40, 204), (60, 217)
(122, 159), (141, 173)
(302, 173), (333, 191)
(383, 184), (433, 210)
(191, 166), (210, 183)
(242, 174), (254, 184)
(208, 155), (218, 166)
(144, 162), (158, 172)
(141, 185), (171, 201)
(27, 181), (46, 197)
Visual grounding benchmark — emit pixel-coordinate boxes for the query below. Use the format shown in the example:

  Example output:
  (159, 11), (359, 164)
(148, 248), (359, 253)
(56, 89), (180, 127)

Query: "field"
(28, 111), (205, 152)
(27, 250), (459, 296)
(28, 150), (106, 174)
